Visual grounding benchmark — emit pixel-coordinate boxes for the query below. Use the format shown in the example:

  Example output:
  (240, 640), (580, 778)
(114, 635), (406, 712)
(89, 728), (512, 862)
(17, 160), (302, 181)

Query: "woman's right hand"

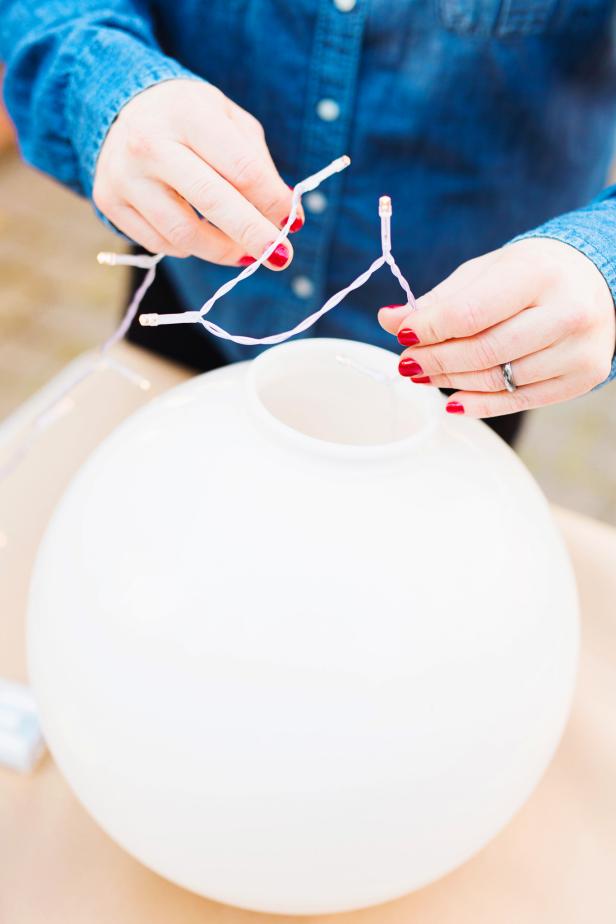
(93, 79), (302, 268)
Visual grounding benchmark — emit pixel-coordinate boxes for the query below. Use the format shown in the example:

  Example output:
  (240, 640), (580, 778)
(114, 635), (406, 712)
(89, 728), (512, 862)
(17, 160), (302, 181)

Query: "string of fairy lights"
(0, 155), (415, 483)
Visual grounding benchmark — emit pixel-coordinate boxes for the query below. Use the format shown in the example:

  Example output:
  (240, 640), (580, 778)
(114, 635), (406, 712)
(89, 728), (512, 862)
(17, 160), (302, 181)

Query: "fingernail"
(446, 401), (465, 414)
(411, 375), (431, 384)
(398, 328), (420, 346)
(381, 304), (405, 310)
(399, 358), (423, 377)
(281, 214), (304, 233)
(265, 242), (290, 268)
(238, 255), (256, 266)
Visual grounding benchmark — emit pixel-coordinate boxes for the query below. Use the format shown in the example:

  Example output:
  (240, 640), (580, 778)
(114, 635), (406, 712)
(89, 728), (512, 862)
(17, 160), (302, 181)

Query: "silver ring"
(501, 362), (517, 393)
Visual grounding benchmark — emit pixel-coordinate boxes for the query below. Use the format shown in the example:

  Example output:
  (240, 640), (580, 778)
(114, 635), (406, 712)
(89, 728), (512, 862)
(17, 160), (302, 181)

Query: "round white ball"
(28, 340), (578, 914)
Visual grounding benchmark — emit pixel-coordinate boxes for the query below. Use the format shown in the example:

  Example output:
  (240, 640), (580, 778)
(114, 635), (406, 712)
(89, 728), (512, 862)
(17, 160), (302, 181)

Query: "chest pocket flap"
(437, 0), (610, 36)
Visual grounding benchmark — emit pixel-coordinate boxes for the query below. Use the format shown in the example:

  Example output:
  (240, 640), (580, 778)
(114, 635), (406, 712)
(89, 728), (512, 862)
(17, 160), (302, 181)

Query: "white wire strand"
(1, 157), (416, 486)
(0, 259), (159, 483)
(127, 172), (416, 346)
(136, 155), (352, 328)
(199, 255), (386, 346)
(194, 193), (417, 345)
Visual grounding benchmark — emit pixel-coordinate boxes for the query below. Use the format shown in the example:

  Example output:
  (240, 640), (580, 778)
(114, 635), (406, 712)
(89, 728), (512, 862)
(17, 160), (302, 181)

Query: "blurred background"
(1, 82), (615, 526)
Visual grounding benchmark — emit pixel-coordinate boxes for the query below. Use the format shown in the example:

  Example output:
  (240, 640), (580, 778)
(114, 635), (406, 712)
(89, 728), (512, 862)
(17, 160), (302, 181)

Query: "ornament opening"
(249, 338), (438, 453)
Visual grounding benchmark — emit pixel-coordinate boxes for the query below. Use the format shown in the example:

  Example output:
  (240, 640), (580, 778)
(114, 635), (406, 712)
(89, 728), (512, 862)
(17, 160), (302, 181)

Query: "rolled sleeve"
(511, 189), (616, 386)
(67, 27), (198, 198)
(1, 3), (201, 199)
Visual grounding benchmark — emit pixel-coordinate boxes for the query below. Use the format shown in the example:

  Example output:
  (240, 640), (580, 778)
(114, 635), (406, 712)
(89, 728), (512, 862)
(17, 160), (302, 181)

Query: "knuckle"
(472, 335), (499, 370)
(579, 348), (608, 385)
(125, 130), (154, 160)
(230, 152), (266, 190)
(486, 366), (506, 391)
(166, 220), (197, 253)
(423, 318), (442, 343)
(568, 378), (590, 400)
(432, 371), (451, 387)
(511, 388), (532, 411)
(418, 305), (444, 343)
(202, 83), (225, 107)
(261, 191), (286, 218)
(238, 217), (266, 251)
(456, 296), (485, 337)
(578, 348), (599, 376)
(424, 349), (445, 374)
(245, 112), (265, 137)
(185, 177), (218, 215)
(218, 241), (241, 265)
(416, 292), (450, 341)
(564, 301), (591, 334)
(139, 234), (163, 255)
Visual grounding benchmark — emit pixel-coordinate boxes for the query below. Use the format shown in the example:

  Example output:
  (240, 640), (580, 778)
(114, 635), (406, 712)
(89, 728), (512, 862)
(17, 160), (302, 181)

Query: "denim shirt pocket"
(436, 0), (608, 37)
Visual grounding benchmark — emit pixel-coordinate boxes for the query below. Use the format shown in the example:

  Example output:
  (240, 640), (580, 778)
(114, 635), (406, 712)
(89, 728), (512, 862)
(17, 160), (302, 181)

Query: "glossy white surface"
(28, 338), (579, 915)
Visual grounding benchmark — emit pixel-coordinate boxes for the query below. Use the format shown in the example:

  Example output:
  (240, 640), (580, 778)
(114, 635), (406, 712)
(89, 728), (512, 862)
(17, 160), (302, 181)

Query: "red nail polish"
(282, 214), (304, 233)
(266, 242), (290, 268)
(411, 375), (431, 384)
(399, 358), (423, 377)
(381, 304), (405, 310)
(446, 401), (465, 414)
(238, 255), (256, 266)
(398, 328), (420, 346)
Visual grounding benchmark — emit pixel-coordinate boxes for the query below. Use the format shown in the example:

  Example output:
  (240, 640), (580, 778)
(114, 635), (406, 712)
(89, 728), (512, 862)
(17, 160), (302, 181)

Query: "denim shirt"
(2, 0), (616, 383)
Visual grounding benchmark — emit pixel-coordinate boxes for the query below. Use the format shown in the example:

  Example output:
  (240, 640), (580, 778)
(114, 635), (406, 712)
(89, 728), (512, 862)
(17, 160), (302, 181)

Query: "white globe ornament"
(28, 338), (579, 915)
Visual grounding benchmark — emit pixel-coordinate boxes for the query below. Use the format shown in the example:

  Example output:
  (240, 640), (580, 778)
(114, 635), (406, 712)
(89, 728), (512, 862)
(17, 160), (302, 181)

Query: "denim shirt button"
(291, 275), (315, 299)
(316, 98), (340, 122)
(305, 191), (328, 214)
(333, 0), (357, 10)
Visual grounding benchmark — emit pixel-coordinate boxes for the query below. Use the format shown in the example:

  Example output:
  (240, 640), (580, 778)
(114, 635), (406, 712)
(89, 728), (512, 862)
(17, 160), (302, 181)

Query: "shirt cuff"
(67, 27), (201, 200)
(510, 198), (616, 387)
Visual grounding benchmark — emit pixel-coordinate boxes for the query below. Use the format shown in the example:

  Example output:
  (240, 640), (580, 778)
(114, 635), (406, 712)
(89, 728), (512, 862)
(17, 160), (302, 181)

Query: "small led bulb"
(97, 252), (116, 266)
(379, 196), (392, 218)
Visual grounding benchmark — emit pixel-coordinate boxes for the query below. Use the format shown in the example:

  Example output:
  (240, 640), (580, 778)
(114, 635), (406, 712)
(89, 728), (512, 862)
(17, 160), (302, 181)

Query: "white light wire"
(0, 258), (158, 483)
(0, 155), (416, 485)
(127, 155), (417, 341)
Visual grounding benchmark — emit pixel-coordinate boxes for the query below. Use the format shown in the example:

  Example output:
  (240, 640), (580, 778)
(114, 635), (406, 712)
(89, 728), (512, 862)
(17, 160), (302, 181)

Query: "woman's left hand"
(378, 238), (616, 417)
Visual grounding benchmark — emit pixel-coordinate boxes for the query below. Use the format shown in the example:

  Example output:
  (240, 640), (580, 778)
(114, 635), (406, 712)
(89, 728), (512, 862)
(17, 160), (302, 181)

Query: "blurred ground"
(0, 151), (125, 415)
(0, 149), (615, 525)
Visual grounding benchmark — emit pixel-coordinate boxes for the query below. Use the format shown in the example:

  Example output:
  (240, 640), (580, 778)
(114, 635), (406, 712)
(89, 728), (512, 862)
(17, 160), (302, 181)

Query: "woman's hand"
(378, 238), (616, 417)
(93, 79), (302, 268)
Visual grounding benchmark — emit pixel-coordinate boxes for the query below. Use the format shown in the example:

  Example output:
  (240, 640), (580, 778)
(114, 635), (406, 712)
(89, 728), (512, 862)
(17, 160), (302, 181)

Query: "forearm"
(0, 1), (197, 197)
